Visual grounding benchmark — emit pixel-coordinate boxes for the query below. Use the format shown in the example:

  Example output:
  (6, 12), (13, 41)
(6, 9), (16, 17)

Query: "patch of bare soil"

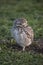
(0, 38), (43, 53)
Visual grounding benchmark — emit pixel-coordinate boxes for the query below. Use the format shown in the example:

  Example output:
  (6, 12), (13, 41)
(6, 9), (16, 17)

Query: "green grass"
(0, 45), (43, 65)
(0, 0), (43, 39)
(0, 0), (43, 65)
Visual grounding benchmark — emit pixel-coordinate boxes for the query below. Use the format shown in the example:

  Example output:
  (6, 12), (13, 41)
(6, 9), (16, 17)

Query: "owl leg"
(23, 46), (25, 51)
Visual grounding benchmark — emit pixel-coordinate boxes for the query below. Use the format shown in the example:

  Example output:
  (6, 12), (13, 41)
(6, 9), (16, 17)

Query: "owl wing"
(23, 26), (34, 41)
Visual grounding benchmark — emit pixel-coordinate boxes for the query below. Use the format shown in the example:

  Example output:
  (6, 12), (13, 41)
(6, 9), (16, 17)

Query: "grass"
(0, 44), (43, 65)
(0, 0), (43, 39)
(0, 0), (43, 65)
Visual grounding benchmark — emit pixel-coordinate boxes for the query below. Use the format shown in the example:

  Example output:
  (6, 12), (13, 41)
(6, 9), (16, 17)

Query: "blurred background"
(0, 0), (43, 39)
(0, 0), (43, 65)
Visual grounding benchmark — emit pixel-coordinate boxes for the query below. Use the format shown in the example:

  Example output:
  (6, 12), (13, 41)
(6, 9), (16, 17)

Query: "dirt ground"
(0, 38), (43, 53)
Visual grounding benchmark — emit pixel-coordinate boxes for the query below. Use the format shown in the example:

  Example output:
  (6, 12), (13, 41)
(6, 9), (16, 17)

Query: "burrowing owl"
(11, 18), (34, 51)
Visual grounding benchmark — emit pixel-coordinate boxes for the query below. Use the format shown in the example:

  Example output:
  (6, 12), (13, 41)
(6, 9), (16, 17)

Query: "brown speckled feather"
(23, 26), (34, 41)
(11, 18), (34, 51)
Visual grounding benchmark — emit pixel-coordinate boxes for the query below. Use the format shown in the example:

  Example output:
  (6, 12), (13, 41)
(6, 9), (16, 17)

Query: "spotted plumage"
(11, 18), (34, 51)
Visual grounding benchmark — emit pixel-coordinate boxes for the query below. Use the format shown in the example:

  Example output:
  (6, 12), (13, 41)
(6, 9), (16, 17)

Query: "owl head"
(13, 18), (28, 27)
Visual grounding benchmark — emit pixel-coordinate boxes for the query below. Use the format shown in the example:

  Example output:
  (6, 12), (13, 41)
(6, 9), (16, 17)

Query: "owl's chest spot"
(14, 28), (26, 42)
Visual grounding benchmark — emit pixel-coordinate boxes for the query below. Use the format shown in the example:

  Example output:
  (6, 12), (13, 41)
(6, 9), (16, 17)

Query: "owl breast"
(12, 28), (32, 47)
